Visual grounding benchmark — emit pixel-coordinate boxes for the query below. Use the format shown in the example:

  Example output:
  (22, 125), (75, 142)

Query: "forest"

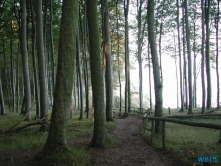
(0, 0), (221, 165)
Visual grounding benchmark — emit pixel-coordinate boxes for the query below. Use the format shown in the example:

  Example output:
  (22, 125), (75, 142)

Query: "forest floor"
(0, 114), (184, 166)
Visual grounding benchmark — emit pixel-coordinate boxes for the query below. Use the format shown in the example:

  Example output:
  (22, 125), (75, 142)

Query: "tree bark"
(123, 0), (130, 117)
(76, 31), (84, 120)
(104, 7), (113, 122)
(0, 76), (5, 115)
(49, 0), (56, 96)
(42, 0), (78, 154)
(182, 4), (188, 110)
(116, 1), (122, 116)
(201, 0), (206, 114)
(36, 0), (48, 122)
(30, 0), (40, 118)
(183, 0), (193, 115)
(215, 1), (220, 109)
(87, 0), (107, 147)
(148, 43), (152, 112)
(147, 0), (163, 134)
(205, 0), (211, 110)
(176, 0), (184, 111)
(20, 0), (31, 121)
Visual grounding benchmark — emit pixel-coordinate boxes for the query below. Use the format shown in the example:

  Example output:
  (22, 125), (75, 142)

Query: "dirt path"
(87, 115), (182, 166)
(0, 115), (183, 166)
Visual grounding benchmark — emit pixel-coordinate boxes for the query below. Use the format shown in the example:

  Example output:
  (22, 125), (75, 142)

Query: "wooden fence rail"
(143, 114), (221, 149)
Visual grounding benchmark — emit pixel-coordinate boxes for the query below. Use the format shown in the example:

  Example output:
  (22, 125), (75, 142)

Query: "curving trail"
(89, 115), (183, 166)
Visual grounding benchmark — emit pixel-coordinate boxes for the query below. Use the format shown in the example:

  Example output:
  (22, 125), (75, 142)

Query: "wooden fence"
(143, 113), (221, 149)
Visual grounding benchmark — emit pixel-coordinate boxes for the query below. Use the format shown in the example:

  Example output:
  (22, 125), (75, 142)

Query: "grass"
(142, 108), (221, 166)
(0, 110), (118, 165)
(36, 148), (90, 166)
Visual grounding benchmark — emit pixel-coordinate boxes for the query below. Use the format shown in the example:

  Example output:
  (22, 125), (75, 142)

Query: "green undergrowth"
(0, 111), (118, 165)
(35, 148), (90, 166)
(142, 109), (221, 166)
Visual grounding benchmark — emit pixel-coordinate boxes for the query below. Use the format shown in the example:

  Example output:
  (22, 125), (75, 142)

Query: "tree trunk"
(215, 1), (220, 109)
(20, 0), (31, 121)
(148, 43), (153, 111)
(3, 40), (11, 112)
(193, 11), (197, 108)
(42, 0), (78, 154)
(176, 0), (184, 112)
(87, 0), (107, 147)
(116, 1), (122, 116)
(147, 0), (163, 134)
(76, 32), (84, 120)
(0, 76), (5, 115)
(123, 0), (129, 117)
(184, 0), (193, 115)
(16, 49), (20, 113)
(10, 38), (16, 112)
(82, 5), (89, 118)
(173, 33), (179, 108)
(182, 5), (188, 110)
(137, 0), (144, 113)
(205, 0), (211, 110)
(30, 0), (40, 118)
(104, 7), (113, 122)
(201, 0), (206, 114)
(49, 0), (56, 96)
(36, 0), (48, 122)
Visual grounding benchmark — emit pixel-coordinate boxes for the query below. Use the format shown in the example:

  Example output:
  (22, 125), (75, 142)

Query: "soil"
(0, 114), (184, 166)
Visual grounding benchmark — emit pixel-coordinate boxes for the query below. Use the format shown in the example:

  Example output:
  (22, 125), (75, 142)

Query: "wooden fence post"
(151, 120), (155, 143)
(162, 121), (166, 149)
(143, 117), (145, 132)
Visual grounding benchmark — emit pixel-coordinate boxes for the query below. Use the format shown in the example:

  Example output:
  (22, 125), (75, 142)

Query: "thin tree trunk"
(176, 0), (184, 112)
(205, 0), (211, 110)
(148, 0), (163, 134)
(10, 38), (16, 112)
(123, 0), (129, 117)
(0, 76), (5, 115)
(3, 40), (11, 112)
(182, 4), (188, 110)
(215, 1), (220, 109)
(184, 0), (193, 115)
(30, 0), (40, 118)
(148, 43), (152, 112)
(116, 1), (122, 116)
(16, 46), (20, 113)
(193, 10), (197, 108)
(49, 0), (56, 96)
(36, 0), (48, 123)
(201, 0), (206, 114)
(173, 33), (179, 108)
(137, 0), (143, 113)
(104, 7), (113, 122)
(20, 0), (31, 121)
(76, 31), (84, 120)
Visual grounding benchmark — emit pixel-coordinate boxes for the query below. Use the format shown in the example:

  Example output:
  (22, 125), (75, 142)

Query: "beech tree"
(20, 0), (31, 121)
(147, 0), (163, 134)
(42, 0), (78, 154)
(36, 0), (49, 123)
(201, 0), (206, 114)
(0, 76), (5, 115)
(205, 0), (212, 110)
(104, 6), (113, 122)
(183, 0), (193, 114)
(87, 0), (107, 147)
